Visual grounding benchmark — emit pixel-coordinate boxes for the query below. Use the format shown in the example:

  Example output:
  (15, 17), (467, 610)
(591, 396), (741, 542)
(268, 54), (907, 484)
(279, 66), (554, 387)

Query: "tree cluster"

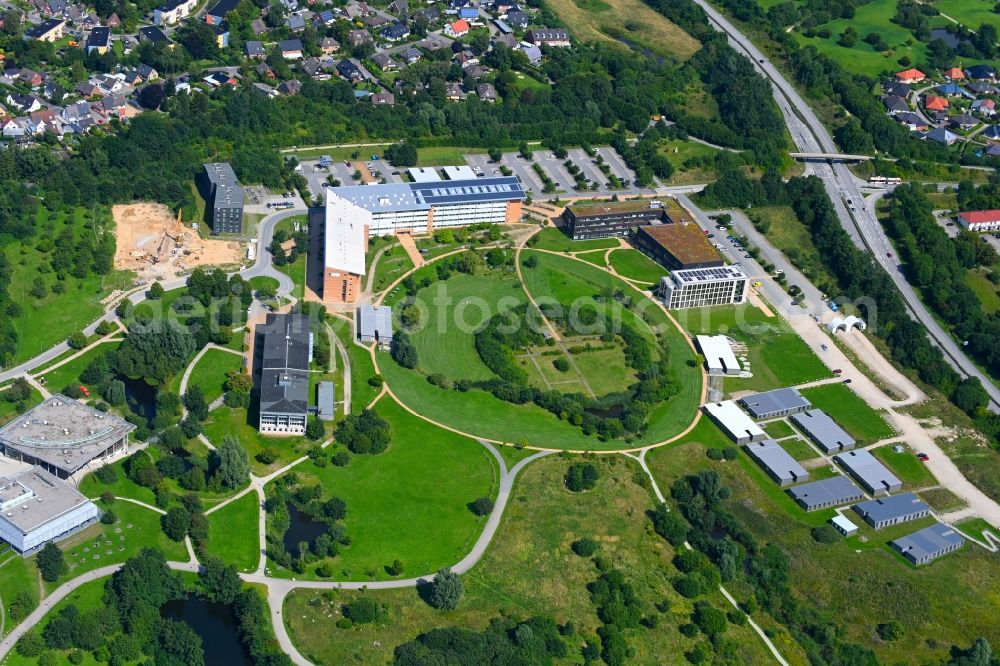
(334, 409), (391, 454)
(265, 474), (350, 572)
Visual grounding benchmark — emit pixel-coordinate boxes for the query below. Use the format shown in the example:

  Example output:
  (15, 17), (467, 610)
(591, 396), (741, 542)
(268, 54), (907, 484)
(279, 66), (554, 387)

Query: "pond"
(585, 403), (626, 419)
(161, 597), (252, 666)
(123, 376), (158, 423)
(282, 503), (328, 554)
(930, 29), (962, 49)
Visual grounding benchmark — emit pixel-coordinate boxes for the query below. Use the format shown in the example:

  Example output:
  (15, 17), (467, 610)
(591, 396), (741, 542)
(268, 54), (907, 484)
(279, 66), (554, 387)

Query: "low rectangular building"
(830, 515), (858, 536)
(199, 163), (244, 234)
(703, 401), (766, 445)
(561, 200), (667, 240)
(740, 387), (811, 420)
(634, 222), (722, 271)
(745, 439), (809, 487)
(257, 314), (312, 435)
(853, 492), (930, 529)
(357, 304), (393, 344)
(834, 449), (902, 496)
(957, 209), (1000, 232)
(0, 467), (101, 555)
(791, 409), (856, 454)
(658, 265), (749, 310)
(890, 523), (965, 565)
(316, 381), (335, 421)
(695, 335), (741, 376)
(788, 476), (865, 512)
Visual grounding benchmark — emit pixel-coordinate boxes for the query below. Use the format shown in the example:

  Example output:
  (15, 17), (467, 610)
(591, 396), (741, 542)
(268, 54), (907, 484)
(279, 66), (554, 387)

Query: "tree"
(469, 497), (493, 516)
(199, 557), (243, 604)
(138, 83), (165, 110)
(692, 601), (727, 637)
(161, 507), (190, 541)
(148, 281), (165, 299)
(877, 620), (903, 641)
(158, 618), (205, 666)
(571, 538), (598, 557)
(564, 462), (599, 492)
(67, 331), (87, 349)
(387, 558), (404, 576)
(384, 140), (418, 167)
(952, 377), (989, 416)
(650, 504), (688, 546)
(428, 567), (463, 610)
(104, 379), (126, 406)
(183, 385), (208, 422)
(305, 417), (325, 441)
(214, 435), (251, 489)
(488, 147), (502, 162)
(36, 542), (67, 582)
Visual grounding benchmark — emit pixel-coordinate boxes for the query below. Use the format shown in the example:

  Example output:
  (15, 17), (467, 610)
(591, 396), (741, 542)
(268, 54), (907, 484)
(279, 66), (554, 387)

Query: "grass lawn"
(408, 272), (525, 382)
(676, 303), (829, 392)
(329, 316), (381, 410)
(918, 487), (966, 512)
(415, 146), (487, 166)
(248, 275), (280, 295)
(782, 437), (821, 462)
(564, 344), (638, 395)
(574, 249), (609, 267)
(745, 205), (838, 291)
(647, 439), (1000, 665)
(608, 248), (667, 284)
(202, 405), (312, 475)
(0, 553), (38, 635)
(763, 419), (796, 439)
(965, 268), (1000, 315)
(933, 0), (1000, 34)
(37, 340), (121, 394)
(0, 387), (43, 425)
(544, 0), (700, 61)
(276, 253), (306, 299)
(187, 348), (244, 404)
(370, 244), (414, 293)
(46, 497), (189, 593)
(268, 398), (497, 582)
(871, 444), (937, 488)
(955, 517), (1000, 542)
(80, 454), (157, 505)
(528, 226), (620, 253)
(658, 138), (721, 166)
(206, 492), (260, 573)
(284, 454), (780, 666)
(800, 383), (895, 444)
(5, 206), (133, 363)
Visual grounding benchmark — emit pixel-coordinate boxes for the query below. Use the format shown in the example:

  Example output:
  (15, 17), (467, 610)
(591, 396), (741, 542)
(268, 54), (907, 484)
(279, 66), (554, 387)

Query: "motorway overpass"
(790, 152), (874, 162)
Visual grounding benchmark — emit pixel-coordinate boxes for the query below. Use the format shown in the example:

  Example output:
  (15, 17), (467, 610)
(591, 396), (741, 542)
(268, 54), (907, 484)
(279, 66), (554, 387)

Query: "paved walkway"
(396, 232), (425, 269)
(363, 243), (396, 294)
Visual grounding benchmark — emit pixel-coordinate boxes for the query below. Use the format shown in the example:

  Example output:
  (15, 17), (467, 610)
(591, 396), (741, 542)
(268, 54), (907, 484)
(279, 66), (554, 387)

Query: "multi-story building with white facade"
(318, 190), (368, 304)
(257, 314), (312, 435)
(154, 0), (198, 24)
(658, 265), (749, 309)
(0, 467), (101, 555)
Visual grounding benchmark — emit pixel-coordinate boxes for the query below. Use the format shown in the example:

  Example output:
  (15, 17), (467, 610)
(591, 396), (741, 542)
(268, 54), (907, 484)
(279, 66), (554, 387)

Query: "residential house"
(42, 82), (63, 101)
(445, 82), (463, 100)
(337, 59), (363, 82)
(370, 90), (394, 105)
(924, 127), (959, 145)
(983, 125), (1000, 141)
(388, 0), (408, 14)
(19, 68), (43, 88)
(209, 23), (230, 48)
(882, 95), (909, 114)
(505, 9), (530, 29)
(518, 42), (541, 64)
(476, 82), (497, 102)
(965, 65), (997, 81)
(75, 82), (101, 98)
(951, 113), (979, 129)
(300, 57), (322, 77)
(253, 82), (277, 98)
(348, 29), (372, 48)
(403, 47), (422, 64)
(937, 82), (973, 98)
(137, 64), (159, 81)
(256, 62), (276, 79)
(418, 36), (451, 51)
(251, 18), (268, 34)
(204, 0), (241, 24)
(86, 26), (112, 55)
(894, 111), (926, 130)
(881, 81), (911, 98)
(924, 95), (949, 112)
(525, 28), (570, 47)
(277, 79), (301, 95)
(138, 26), (173, 47)
(381, 21), (409, 41)
(414, 5), (440, 22)
(101, 94), (127, 114)
(246, 40), (265, 59)
(363, 13), (392, 28)
(967, 82), (998, 95)
(154, 0), (197, 25)
(280, 39), (304, 59)
(287, 13), (306, 32)
(988, 144), (1000, 157)
(106, 12), (120, 28)
(119, 70), (143, 86)
(371, 52), (397, 71)
(943, 66), (965, 79)
(463, 64), (487, 79)
(313, 9), (335, 26)
(319, 37), (339, 54)
(5, 93), (41, 113)
(445, 18), (469, 37)
(61, 101), (91, 123)
(895, 68), (926, 83)
(204, 71), (237, 87)
(973, 99), (996, 117)
(23, 18), (65, 42)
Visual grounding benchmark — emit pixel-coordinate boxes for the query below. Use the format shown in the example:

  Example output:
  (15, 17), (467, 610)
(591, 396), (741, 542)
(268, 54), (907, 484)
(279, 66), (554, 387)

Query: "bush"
(161, 507), (191, 541)
(343, 597), (382, 624)
(650, 504), (688, 547)
(335, 410), (391, 455)
(877, 620), (903, 641)
(36, 542), (67, 582)
(469, 497), (493, 516)
(332, 451), (350, 466)
(810, 525), (842, 544)
(16, 632), (45, 657)
(564, 462), (599, 492)
(336, 617), (353, 629)
(256, 447), (279, 464)
(693, 601), (727, 637)
(427, 567), (463, 610)
(100, 510), (117, 525)
(552, 357), (570, 372)
(706, 448), (724, 461)
(571, 538), (598, 557)
(95, 464), (118, 484)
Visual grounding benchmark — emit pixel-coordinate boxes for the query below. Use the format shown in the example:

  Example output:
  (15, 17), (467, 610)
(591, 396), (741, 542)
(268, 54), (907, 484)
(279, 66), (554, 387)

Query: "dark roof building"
(198, 162), (244, 234)
(788, 476), (865, 512)
(381, 21), (409, 40)
(745, 439), (809, 487)
(834, 449), (902, 496)
(257, 314), (312, 435)
(853, 492), (930, 529)
(85, 26), (111, 54)
(791, 409), (856, 453)
(357, 304), (393, 343)
(890, 523), (965, 565)
(205, 0), (240, 23)
(739, 387), (811, 420)
(562, 200), (667, 240)
(965, 64), (996, 81)
(138, 26), (171, 44)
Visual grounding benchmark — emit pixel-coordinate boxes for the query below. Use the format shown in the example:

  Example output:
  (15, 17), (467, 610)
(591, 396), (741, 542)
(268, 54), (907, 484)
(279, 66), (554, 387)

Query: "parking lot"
(297, 145), (660, 200)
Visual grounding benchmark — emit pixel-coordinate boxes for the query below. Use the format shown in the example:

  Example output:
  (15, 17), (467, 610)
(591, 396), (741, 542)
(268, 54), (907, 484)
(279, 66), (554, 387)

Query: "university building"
(256, 314), (312, 435)
(318, 190), (368, 305)
(561, 200), (668, 240)
(199, 163), (244, 234)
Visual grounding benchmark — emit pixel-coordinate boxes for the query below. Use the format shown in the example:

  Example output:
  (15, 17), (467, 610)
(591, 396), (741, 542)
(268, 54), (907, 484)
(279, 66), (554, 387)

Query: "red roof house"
(896, 68), (926, 83)
(924, 95), (949, 111)
(958, 210), (1000, 231)
(944, 67), (965, 80)
(445, 18), (469, 37)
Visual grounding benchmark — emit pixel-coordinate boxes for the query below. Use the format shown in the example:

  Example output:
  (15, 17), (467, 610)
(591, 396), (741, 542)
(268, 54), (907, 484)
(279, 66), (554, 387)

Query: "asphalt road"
(691, 0), (1000, 411)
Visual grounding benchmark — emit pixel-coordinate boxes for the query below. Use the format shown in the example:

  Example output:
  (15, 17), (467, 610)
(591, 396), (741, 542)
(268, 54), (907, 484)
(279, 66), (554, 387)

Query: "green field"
(933, 0), (1000, 33)
(965, 268), (1000, 315)
(608, 248), (667, 284)
(285, 454), (782, 666)
(0, 387), (43, 425)
(763, 419), (796, 439)
(801, 383), (895, 444)
(370, 244), (414, 293)
(186, 348), (244, 404)
(0, 553), (38, 635)
(206, 492), (260, 572)
(648, 439), (1000, 665)
(919, 486), (966, 512)
(329, 316), (381, 410)
(202, 405), (312, 474)
(782, 437), (821, 462)
(677, 303), (830, 392)
(5, 207), (132, 363)
(871, 444), (937, 487)
(268, 398), (497, 582)
(37, 340), (121, 394)
(288, 145), (486, 166)
(528, 227), (621, 253)
(658, 138), (721, 166)
(80, 454), (157, 506)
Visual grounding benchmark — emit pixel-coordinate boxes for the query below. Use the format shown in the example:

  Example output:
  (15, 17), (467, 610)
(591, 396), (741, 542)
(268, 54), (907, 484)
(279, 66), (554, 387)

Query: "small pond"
(123, 376), (158, 422)
(282, 503), (328, 554)
(161, 597), (252, 666)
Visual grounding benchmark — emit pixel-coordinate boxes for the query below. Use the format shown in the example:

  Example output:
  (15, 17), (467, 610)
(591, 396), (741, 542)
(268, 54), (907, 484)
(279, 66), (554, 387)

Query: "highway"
(690, 0), (1000, 410)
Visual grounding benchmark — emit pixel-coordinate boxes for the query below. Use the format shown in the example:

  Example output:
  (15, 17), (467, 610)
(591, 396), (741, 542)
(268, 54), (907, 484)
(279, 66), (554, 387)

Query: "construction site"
(112, 203), (244, 282)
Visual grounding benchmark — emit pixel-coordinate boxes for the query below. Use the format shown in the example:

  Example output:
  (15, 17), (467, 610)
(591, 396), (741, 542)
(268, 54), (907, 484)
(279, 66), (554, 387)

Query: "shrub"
(343, 597), (382, 624)
(95, 464), (118, 484)
(706, 448), (724, 461)
(552, 357), (570, 372)
(722, 447), (738, 460)
(564, 462), (599, 492)
(650, 504), (688, 546)
(256, 447), (280, 464)
(877, 620), (903, 641)
(428, 568), (463, 610)
(693, 601), (728, 637)
(336, 617), (353, 630)
(469, 497), (493, 516)
(36, 542), (67, 582)
(100, 510), (117, 525)
(335, 410), (391, 455)
(161, 507), (191, 541)
(571, 538), (598, 557)
(810, 525), (842, 544)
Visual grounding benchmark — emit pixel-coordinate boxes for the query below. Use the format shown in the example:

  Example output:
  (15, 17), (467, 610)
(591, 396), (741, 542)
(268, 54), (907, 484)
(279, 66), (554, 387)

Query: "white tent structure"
(826, 315), (866, 334)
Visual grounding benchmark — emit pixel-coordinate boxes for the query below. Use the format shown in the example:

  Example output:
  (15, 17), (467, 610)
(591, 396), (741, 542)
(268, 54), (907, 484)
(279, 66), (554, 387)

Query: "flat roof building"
(830, 514), (858, 536)
(320, 189), (369, 305)
(0, 396), (135, 479)
(745, 439), (809, 487)
(408, 167), (441, 183)
(0, 467), (101, 555)
(325, 174), (525, 236)
(703, 401), (766, 445)
(561, 200), (667, 240)
(316, 381), (335, 421)
(791, 409), (856, 454)
(357, 304), (393, 344)
(853, 492), (930, 529)
(834, 449), (902, 496)
(634, 222), (722, 271)
(740, 388), (812, 420)
(958, 209), (1000, 232)
(257, 314), (312, 435)
(788, 476), (865, 511)
(695, 335), (741, 376)
(890, 523), (965, 565)
(658, 265), (748, 310)
(199, 163), (244, 234)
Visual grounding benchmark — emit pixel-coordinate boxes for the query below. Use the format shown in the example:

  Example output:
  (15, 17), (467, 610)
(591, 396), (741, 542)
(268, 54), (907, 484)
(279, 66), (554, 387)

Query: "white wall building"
(703, 401), (766, 445)
(0, 467), (100, 555)
(695, 335), (741, 376)
(658, 265), (749, 310)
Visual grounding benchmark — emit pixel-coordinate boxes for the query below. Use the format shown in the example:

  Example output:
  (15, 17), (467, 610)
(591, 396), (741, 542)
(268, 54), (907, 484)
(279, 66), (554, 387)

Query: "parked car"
(832, 368), (842, 375)
(842, 378), (852, 384)
(820, 343), (828, 352)
(917, 452), (929, 461)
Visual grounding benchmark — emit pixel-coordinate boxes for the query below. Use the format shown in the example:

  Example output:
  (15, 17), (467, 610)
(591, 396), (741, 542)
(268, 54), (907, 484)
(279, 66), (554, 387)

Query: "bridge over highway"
(790, 152), (874, 161)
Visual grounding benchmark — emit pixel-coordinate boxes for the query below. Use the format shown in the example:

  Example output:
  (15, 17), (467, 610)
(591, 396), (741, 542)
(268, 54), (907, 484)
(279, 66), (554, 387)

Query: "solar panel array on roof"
(328, 176), (525, 214)
(676, 266), (746, 283)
